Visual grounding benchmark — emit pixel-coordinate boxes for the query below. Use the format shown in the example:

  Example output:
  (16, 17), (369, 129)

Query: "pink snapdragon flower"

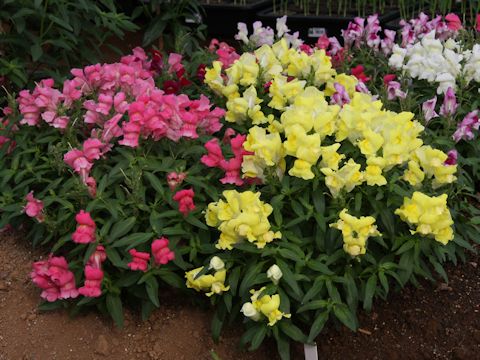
(128, 249), (150, 272)
(78, 265), (103, 297)
(386, 81), (407, 100)
(31, 256), (79, 302)
(476, 14), (480, 32)
(351, 65), (370, 82)
(440, 87), (458, 117)
(342, 17), (365, 48)
(380, 29), (396, 55)
(422, 97), (439, 123)
(453, 110), (479, 142)
(151, 237), (175, 265)
(331, 83), (350, 106)
(72, 210), (96, 244)
(82, 138), (104, 161)
(173, 188), (195, 216)
(24, 191), (44, 222)
(201, 138), (224, 167)
(315, 35), (330, 50)
(444, 149), (458, 165)
(119, 121), (142, 147)
(64, 149), (93, 182)
(167, 172), (187, 191)
(445, 13), (462, 31)
(383, 74), (396, 86)
(88, 245), (107, 269)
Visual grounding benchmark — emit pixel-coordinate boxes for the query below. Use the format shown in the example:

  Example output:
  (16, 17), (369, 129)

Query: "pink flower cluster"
(31, 256), (79, 302)
(400, 13), (461, 45)
(209, 39), (240, 68)
(128, 237), (175, 272)
(422, 87), (458, 124)
(72, 210), (96, 244)
(201, 133), (252, 186)
(120, 93), (224, 147)
(24, 191), (44, 222)
(341, 14), (396, 55)
(14, 48), (226, 199)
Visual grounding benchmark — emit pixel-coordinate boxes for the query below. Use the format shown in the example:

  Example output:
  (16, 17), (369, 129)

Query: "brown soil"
(1, 229), (479, 360)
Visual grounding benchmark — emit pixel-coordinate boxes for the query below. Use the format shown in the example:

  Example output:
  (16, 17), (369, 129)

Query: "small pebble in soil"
(95, 335), (109, 356)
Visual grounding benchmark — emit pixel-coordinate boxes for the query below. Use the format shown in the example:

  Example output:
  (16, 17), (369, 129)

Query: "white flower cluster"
(463, 44), (480, 84)
(388, 31), (463, 94)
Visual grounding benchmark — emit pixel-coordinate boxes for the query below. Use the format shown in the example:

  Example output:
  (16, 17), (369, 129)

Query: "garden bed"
(1, 231), (479, 359)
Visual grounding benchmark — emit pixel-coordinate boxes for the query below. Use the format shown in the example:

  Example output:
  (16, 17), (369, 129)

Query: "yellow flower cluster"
(241, 287), (291, 326)
(329, 209), (381, 256)
(185, 261), (230, 297)
(394, 192), (454, 245)
(404, 145), (457, 188)
(205, 190), (281, 250)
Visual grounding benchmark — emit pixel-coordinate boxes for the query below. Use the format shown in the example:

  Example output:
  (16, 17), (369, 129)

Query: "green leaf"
(158, 271), (184, 288)
(112, 232), (153, 249)
(363, 275), (377, 311)
(105, 247), (127, 269)
(109, 217), (136, 241)
(211, 307), (224, 342)
(279, 321), (307, 343)
(30, 43), (43, 61)
(239, 262), (265, 295)
(302, 278), (324, 305)
(106, 293), (124, 327)
(141, 300), (156, 321)
(276, 259), (303, 298)
(333, 303), (357, 331)
(308, 310), (329, 343)
(145, 276), (160, 307)
(297, 300), (329, 313)
(184, 214), (208, 230)
(275, 332), (290, 360)
(249, 325), (267, 351)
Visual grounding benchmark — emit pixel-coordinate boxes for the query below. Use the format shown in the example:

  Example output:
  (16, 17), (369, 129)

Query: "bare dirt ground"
(0, 229), (479, 360)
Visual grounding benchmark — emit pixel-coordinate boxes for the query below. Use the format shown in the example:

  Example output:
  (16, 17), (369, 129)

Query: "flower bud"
(209, 256), (225, 271)
(241, 302), (261, 321)
(266, 264), (283, 285)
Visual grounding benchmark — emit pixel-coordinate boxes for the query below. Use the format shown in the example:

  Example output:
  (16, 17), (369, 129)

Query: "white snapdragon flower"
(464, 44), (480, 83)
(388, 45), (407, 69)
(266, 264), (283, 285)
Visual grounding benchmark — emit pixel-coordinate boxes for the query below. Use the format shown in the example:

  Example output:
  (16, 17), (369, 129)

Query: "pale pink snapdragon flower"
(24, 191), (45, 222)
(440, 87), (458, 117)
(444, 149), (458, 165)
(453, 111), (479, 142)
(422, 97), (439, 123)
(386, 81), (407, 100)
(331, 83), (350, 106)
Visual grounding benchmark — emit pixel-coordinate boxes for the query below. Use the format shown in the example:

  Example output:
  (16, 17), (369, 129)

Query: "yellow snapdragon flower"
(395, 192), (454, 245)
(414, 146), (457, 188)
(185, 267), (230, 297)
(205, 190), (281, 250)
(241, 287), (291, 326)
(330, 209), (381, 256)
(225, 53), (259, 86)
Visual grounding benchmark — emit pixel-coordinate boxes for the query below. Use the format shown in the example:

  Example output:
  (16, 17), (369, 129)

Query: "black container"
(200, 0), (273, 38)
(257, 5), (400, 41)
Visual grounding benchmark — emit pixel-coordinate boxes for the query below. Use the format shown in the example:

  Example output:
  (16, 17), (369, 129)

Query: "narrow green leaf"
(106, 293), (124, 327)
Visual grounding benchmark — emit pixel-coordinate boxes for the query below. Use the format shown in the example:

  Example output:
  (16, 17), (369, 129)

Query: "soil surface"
(0, 229), (479, 360)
